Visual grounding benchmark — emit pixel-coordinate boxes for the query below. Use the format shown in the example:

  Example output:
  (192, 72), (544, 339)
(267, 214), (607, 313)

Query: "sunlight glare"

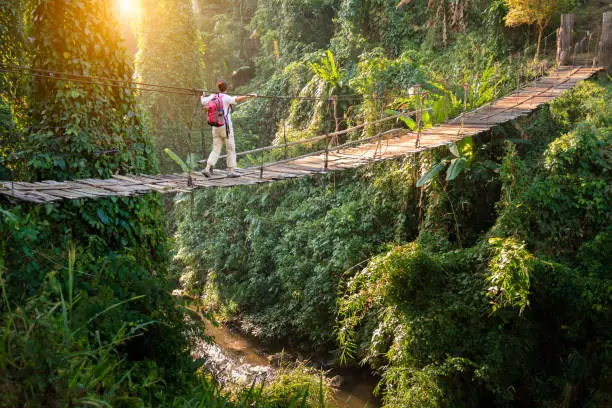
(118, 0), (138, 17)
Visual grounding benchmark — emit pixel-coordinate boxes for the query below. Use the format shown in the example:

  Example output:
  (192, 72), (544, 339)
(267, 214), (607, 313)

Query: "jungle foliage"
(1, 0), (610, 406)
(334, 80), (611, 407)
(0, 0), (335, 406)
(176, 78), (611, 406)
(136, 0), (205, 172)
(0, 1), (202, 406)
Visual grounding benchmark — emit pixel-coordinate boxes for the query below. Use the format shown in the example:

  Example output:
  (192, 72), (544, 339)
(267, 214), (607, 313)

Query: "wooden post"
(599, 12), (612, 73)
(557, 14), (574, 66)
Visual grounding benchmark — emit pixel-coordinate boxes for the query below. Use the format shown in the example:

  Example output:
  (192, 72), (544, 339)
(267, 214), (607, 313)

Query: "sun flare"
(117, 0), (139, 17)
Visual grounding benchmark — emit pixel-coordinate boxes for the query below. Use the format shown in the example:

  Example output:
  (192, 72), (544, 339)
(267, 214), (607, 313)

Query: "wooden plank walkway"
(0, 66), (603, 204)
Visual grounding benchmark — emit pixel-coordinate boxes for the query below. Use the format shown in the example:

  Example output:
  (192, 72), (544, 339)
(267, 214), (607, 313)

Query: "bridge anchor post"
(557, 14), (575, 66)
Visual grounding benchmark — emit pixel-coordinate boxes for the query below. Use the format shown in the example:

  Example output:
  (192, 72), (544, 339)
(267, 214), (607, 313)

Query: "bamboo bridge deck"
(0, 66), (603, 204)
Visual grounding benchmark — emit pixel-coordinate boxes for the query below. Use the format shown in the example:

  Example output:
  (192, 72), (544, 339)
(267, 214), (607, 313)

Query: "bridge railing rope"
(0, 65), (604, 203)
(204, 108), (435, 177)
(209, 111), (419, 162)
(1, 13), (607, 186)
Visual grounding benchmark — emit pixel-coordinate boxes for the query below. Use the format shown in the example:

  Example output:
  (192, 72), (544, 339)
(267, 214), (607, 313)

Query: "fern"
(310, 50), (343, 90)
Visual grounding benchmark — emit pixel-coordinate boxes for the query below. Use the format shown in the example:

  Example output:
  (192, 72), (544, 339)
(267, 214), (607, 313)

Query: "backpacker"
(206, 93), (225, 127)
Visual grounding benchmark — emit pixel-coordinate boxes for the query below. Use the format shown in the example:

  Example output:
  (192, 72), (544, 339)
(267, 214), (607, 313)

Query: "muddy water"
(192, 318), (380, 408)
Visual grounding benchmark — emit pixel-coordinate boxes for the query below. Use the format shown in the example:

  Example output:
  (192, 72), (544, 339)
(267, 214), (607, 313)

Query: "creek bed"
(190, 315), (380, 408)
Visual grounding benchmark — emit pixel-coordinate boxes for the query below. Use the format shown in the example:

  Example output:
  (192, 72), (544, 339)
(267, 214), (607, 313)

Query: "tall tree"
(1, 3), (189, 393)
(194, 0), (258, 86)
(136, 0), (204, 171)
(0, 0), (26, 97)
(26, 0), (156, 181)
(0, 0), (27, 179)
(504, 0), (564, 59)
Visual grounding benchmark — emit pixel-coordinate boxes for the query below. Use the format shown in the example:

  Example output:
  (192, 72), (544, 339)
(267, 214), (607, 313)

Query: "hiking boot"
(201, 168), (211, 178)
(226, 172), (240, 178)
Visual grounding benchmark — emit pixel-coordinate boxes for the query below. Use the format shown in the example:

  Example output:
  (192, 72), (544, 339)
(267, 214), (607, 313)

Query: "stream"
(190, 316), (380, 408)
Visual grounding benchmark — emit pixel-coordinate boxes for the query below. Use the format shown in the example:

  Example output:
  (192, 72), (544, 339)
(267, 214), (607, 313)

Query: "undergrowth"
(336, 78), (611, 407)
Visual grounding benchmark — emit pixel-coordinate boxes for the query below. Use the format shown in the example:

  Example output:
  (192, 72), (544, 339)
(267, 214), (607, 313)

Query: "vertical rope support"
(516, 60), (521, 93)
(9, 128), (15, 195)
(375, 95), (385, 156)
(332, 95), (339, 146)
(414, 84), (422, 148)
(283, 119), (288, 160)
(260, 151), (264, 179)
(324, 134), (330, 171)
(185, 93), (201, 187)
(260, 117), (265, 179)
(324, 98), (332, 171)
(461, 82), (469, 135)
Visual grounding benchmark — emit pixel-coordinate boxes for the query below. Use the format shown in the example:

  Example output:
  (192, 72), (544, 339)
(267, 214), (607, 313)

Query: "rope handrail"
(0, 65), (196, 96)
(239, 127), (413, 173)
(206, 109), (430, 162)
(0, 66), (603, 203)
(1, 64), (416, 102)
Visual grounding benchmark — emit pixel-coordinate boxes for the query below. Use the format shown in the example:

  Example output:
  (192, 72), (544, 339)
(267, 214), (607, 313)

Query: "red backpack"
(206, 93), (226, 127)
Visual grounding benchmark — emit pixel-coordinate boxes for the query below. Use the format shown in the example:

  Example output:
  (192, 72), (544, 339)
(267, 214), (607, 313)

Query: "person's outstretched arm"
(235, 93), (257, 104)
(201, 92), (212, 105)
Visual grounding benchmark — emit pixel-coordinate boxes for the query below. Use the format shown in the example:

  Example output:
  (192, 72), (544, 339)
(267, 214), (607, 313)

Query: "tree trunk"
(535, 26), (543, 61)
(599, 12), (612, 73)
(557, 14), (574, 66)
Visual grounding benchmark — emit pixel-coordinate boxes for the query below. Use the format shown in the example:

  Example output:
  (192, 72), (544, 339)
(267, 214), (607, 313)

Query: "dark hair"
(217, 80), (228, 92)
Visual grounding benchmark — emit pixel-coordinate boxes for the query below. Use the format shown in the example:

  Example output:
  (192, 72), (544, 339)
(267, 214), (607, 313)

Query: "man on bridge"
(201, 80), (257, 178)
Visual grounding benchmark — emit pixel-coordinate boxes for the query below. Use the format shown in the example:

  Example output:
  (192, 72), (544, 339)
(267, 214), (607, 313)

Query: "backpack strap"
(221, 93), (231, 138)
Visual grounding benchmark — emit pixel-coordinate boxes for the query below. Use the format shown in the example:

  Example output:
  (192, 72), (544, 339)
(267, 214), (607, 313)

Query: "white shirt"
(201, 93), (238, 125)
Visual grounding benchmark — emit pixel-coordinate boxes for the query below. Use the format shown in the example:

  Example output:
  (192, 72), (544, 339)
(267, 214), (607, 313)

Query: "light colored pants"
(206, 123), (236, 169)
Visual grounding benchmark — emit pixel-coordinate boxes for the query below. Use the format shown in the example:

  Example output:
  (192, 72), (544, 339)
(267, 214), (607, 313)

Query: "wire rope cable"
(1, 63), (417, 101)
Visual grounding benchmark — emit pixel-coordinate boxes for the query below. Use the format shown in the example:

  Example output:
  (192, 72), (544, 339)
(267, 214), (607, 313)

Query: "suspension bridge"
(0, 65), (604, 204)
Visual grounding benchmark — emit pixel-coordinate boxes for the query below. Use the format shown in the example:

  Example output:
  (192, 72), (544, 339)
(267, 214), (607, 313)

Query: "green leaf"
(186, 153), (200, 169)
(96, 208), (109, 225)
(446, 158), (467, 181)
(483, 160), (501, 173)
(432, 98), (447, 123)
(400, 116), (417, 130)
(0, 208), (17, 223)
(449, 143), (460, 157)
(174, 193), (191, 204)
(417, 161), (447, 187)
(164, 148), (190, 172)
(457, 137), (474, 160)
